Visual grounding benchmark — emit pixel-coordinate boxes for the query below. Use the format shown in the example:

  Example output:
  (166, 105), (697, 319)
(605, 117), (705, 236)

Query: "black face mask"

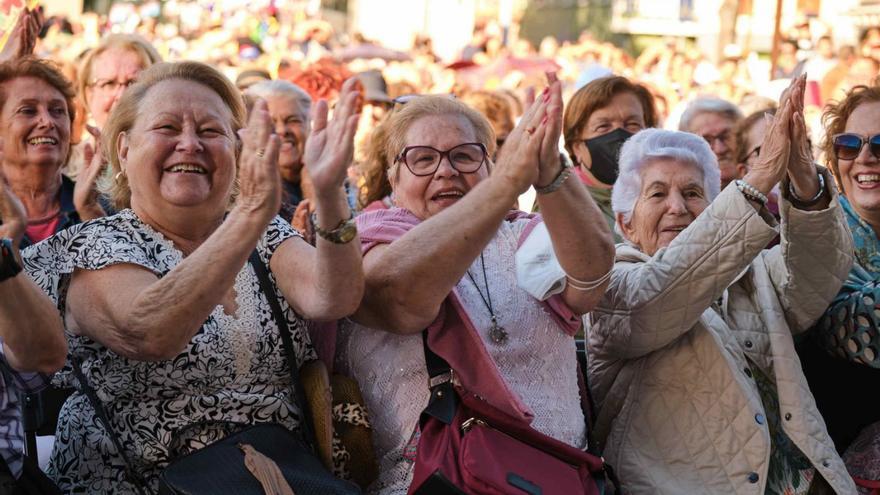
(584, 128), (634, 185)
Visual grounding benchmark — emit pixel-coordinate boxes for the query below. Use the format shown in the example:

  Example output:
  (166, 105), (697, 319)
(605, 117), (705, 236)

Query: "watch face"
(337, 223), (357, 244)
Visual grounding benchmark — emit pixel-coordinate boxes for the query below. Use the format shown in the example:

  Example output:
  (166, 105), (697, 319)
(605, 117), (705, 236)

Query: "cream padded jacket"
(588, 179), (857, 494)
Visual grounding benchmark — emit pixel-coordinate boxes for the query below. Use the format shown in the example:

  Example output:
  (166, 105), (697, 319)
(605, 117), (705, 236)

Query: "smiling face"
(264, 92), (309, 184)
(86, 47), (146, 128)
(0, 76), (71, 169)
(118, 79), (236, 219)
(837, 101), (880, 226)
(391, 114), (489, 220)
(619, 158), (710, 256)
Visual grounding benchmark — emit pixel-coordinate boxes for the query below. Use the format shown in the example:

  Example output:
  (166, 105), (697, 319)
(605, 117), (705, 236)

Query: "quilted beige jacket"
(588, 180), (857, 494)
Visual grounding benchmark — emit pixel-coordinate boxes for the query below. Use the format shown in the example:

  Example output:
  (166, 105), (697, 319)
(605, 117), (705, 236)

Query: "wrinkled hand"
(74, 125), (107, 221)
(303, 78), (361, 199)
(0, 156), (27, 248)
(536, 72), (564, 187)
(742, 77), (799, 194)
(0, 9), (42, 63)
(493, 78), (553, 194)
(236, 99), (281, 223)
(785, 75), (821, 198)
(291, 199), (315, 245)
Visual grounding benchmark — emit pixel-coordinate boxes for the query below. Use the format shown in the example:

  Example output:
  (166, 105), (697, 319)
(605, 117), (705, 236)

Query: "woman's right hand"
(0, 160), (27, 248)
(74, 125), (108, 221)
(742, 77), (799, 195)
(236, 99), (282, 224)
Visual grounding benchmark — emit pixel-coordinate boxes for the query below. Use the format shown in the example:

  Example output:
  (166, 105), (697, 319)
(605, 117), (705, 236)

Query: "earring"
(115, 169), (126, 182)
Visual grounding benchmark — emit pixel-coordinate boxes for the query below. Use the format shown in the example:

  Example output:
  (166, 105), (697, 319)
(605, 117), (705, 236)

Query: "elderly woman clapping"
(587, 77), (857, 494)
(337, 78), (614, 493)
(1, 61), (363, 493)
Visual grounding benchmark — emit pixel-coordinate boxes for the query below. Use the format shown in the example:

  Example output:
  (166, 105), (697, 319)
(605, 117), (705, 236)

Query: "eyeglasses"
(744, 145), (761, 162)
(701, 131), (732, 147)
(89, 77), (138, 93)
(832, 133), (880, 161)
(395, 143), (487, 176)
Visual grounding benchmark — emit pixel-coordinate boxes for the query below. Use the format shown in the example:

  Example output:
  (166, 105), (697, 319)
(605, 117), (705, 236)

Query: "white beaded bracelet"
(734, 179), (768, 206)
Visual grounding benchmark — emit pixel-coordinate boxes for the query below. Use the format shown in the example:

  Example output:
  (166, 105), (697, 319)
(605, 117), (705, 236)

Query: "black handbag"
(72, 250), (360, 495)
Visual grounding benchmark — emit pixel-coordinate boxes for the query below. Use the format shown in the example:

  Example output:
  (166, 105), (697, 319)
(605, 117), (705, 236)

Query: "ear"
(735, 162), (748, 179)
(616, 212), (636, 246)
(116, 131), (129, 169)
(572, 140), (591, 169)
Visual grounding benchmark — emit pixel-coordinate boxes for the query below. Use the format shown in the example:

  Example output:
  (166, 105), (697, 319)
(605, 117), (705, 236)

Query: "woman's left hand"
(536, 72), (564, 188)
(303, 78), (361, 199)
(785, 75), (822, 198)
(236, 99), (282, 224)
(74, 125), (108, 221)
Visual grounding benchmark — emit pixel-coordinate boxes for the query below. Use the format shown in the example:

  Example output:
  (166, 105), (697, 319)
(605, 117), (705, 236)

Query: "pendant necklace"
(465, 252), (509, 345)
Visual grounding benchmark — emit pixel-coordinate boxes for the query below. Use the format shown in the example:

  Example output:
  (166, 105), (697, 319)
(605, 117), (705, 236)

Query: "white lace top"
(337, 218), (586, 495)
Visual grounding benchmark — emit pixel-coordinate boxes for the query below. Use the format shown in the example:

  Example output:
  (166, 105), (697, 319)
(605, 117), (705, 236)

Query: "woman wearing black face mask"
(563, 76), (658, 241)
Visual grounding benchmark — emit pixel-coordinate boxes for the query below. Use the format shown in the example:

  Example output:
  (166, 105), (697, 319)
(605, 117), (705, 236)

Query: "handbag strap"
(69, 355), (152, 495)
(247, 250), (317, 450)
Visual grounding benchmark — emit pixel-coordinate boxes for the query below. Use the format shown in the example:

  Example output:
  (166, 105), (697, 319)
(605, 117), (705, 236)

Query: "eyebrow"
(16, 98), (66, 105)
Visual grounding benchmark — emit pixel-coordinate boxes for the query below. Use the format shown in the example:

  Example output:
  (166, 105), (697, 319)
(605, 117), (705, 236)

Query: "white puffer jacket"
(588, 179), (857, 494)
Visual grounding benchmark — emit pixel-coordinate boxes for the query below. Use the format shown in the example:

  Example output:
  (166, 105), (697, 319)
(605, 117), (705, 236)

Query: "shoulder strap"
(70, 355), (152, 495)
(247, 250), (317, 450)
(420, 331), (458, 426)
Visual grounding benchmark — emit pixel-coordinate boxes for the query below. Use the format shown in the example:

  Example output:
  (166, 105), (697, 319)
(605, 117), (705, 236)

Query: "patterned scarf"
(841, 196), (880, 275)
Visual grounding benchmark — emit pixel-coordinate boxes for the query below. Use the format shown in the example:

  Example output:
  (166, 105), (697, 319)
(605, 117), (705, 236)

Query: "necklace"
(465, 252), (508, 345)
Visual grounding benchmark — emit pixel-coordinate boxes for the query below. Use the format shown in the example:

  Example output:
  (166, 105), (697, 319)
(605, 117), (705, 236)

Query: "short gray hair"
(245, 80), (312, 121)
(611, 129), (721, 231)
(678, 97), (743, 132)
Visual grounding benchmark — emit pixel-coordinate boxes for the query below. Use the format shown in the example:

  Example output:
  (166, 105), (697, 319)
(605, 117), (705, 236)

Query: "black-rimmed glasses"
(833, 133), (880, 161)
(395, 143), (487, 176)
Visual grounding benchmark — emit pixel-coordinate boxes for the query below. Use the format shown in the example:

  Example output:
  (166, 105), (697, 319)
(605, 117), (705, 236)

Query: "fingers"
(86, 124), (101, 140)
(524, 86), (536, 107)
(311, 100), (329, 134)
(541, 81), (564, 159)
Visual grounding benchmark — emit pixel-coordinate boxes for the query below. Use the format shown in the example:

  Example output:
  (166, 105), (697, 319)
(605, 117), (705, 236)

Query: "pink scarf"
(356, 207), (581, 423)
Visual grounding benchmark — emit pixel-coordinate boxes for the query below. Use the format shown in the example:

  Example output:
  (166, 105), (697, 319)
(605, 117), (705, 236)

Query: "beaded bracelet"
(735, 179), (768, 206)
(788, 169), (826, 208)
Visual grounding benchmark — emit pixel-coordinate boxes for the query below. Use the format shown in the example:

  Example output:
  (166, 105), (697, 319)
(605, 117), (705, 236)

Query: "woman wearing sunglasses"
(798, 83), (880, 492)
(336, 79), (614, 493)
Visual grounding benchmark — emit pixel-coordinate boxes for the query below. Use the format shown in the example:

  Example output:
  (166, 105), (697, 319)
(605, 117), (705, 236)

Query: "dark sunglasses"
(833, 133), (880, 161)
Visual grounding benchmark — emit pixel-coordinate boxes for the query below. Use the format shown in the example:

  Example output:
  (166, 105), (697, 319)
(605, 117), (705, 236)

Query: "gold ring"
(526, 127), (536, 135)
(256, 148), (265, 158)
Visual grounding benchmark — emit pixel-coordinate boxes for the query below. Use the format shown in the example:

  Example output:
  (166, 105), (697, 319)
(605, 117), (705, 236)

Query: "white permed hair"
(611, 128), (721, 230)
(245, 79), (312, 121)
(678, 97), (743, 132)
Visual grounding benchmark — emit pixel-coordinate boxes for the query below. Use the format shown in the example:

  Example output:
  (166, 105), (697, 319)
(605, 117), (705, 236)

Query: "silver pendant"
(489, 317), (508, 345)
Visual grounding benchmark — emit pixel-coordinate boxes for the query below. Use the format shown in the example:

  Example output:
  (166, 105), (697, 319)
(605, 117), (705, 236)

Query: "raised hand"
(785, 74), (822, 200)
(0, 8), (42, 63)
(492, 79), (553, 194)
(236, 99), (282, 223)
(536, 72), (564, 187)
(742, 77), (799, 195)
(291, 199), (315, 245)
(74, 125), (108, 221)
(302, 78), (361, 199)
(0, 157), (27, 248)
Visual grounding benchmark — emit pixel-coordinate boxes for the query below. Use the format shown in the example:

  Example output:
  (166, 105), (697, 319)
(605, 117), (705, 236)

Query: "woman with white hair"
(588, 77), (857, 493)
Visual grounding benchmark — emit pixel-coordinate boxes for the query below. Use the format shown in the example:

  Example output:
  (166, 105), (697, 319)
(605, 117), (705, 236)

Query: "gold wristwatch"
(314, 213), (357, 244)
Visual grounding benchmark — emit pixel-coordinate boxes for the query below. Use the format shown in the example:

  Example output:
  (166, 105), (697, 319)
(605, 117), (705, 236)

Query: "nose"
(855, 139), (878, 165)
(175, 127), (204, 153)
(36, 108), (56, 129)
(711, 138), (729, 155)
(274, 120), (286, 136)
(433, 154), (460, 179)
(666, 190), (688, 215)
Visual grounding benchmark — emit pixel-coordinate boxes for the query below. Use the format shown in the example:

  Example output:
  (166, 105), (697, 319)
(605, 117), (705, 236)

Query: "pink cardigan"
(356, 207), (581, 423)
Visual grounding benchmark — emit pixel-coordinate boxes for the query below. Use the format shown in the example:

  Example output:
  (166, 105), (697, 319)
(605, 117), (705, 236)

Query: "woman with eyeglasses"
(336, 78), (614, 493)
(797, 83), (880, 492)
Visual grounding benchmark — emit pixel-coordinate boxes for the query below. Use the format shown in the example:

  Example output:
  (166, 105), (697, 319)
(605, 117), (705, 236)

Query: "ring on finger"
(256, 148), (265, 158)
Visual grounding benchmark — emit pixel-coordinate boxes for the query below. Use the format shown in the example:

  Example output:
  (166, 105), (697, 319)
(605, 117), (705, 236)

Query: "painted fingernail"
(541, 115), (548, 125)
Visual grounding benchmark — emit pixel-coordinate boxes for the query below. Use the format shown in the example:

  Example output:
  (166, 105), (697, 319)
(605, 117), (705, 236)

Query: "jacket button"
(822, 460), (830, 468)
(784, 413), (792, 421)
(744, 340), (754, 348)
(755, 413), (765, 425)
(748, 472), (759, 483)
(744, 368), (753, 378)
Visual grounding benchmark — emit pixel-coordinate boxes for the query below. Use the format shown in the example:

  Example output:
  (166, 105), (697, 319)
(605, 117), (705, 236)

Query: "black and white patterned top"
(22, 209), (316, 494)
